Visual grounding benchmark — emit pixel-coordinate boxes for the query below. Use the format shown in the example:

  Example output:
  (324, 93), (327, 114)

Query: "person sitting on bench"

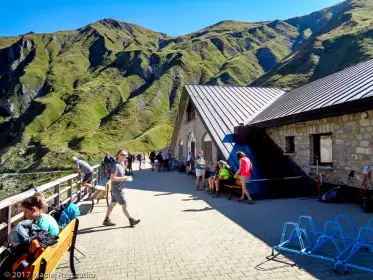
(21, 193), (59, 236)
(212, 160), (232, 198)
(208, 163), (219, 193)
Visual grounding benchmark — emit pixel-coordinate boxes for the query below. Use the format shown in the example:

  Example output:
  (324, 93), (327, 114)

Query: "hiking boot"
(103, 218), (116, 226)
(129, 217), (140, 227)
(212, 193), (220, 198)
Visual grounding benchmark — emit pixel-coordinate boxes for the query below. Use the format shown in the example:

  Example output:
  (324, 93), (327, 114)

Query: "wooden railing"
(0, 164), (105, 251)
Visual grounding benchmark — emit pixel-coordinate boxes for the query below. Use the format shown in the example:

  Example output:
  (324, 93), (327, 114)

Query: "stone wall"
(171, 98), (218, 169)
(266, 110), (373, 188)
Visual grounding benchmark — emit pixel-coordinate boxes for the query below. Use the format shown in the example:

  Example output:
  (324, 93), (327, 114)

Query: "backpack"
(1, 231), (58, 280)
(57, 203), (80, 228)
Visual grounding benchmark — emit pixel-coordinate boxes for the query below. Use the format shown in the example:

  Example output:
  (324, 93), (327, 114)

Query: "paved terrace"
(54, 165), (372, 280)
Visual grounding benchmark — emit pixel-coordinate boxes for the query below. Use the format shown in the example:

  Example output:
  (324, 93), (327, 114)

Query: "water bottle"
(15, 260), (29, 272)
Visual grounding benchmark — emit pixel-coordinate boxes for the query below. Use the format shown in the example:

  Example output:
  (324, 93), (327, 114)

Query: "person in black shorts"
(156, 151), (163, 172)
(103, 150), (140, 227)
(72, 157), (93, 191)
(126, 153), (133, 175)
(150, 151), (156, 171)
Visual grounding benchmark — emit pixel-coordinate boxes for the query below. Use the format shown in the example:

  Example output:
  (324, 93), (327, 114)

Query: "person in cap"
(103, 150), (140, 227)
(212, 160), (231, 198)
(72, 156), (93, 191)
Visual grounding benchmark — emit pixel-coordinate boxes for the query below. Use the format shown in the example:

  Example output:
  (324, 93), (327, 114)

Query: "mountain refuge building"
(170, 59), (373, 198)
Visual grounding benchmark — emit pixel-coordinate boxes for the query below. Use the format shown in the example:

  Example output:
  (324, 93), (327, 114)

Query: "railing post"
(93, 168), (96, 188)
(54, 184), (60, 208)
(97, 166), (100, 184)
(68, 178), (73, 202)
(7, 205), (11, 242)
(78, 174), (82, 202)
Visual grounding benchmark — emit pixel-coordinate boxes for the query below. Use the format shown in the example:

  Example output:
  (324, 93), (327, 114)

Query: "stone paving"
(54, 165), (373, 280)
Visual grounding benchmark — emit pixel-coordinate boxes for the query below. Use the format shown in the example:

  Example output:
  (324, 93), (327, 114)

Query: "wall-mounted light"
(361, 112), (369, 119)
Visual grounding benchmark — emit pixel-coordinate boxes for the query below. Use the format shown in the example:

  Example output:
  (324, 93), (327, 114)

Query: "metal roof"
(185, 85), (285, 168)
(248, 59), (373, 128)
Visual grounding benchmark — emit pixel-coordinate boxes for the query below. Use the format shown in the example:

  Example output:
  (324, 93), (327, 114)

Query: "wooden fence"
(0, 164), (105, 253)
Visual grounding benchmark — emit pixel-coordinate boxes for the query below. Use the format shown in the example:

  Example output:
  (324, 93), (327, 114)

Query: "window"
(186, 101), (195, 122)
(285, 136), (295, 154)
(313, 134), (332, 165)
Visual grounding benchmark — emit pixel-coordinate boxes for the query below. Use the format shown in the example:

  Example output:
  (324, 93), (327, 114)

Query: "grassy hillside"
(1, 0), (373, 198)
(0, 18), (305, 174)
(252, 0), (373, 88)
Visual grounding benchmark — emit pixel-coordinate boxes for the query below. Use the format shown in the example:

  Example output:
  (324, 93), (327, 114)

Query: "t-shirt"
(111, 162), (126, 189)
(104, 156), (112, 164)
(163, 152), (169, 160)
(196, 156), (205, 169)
(240, 157), (252, 177)
(219, 168), (230, 180)
(76, 160), (93, 175)
(187, 153), (192, 161)
(127, 155), (133, 163)
(35, 214), (59, 236)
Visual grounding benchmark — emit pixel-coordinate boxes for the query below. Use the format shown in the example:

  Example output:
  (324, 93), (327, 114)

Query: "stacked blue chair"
(272, 214), (373, 274)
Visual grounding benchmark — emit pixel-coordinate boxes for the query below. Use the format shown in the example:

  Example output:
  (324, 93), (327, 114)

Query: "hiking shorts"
(82, 173), (92, 184)
(241, 176), (250, 184)
(111, 186), (127, 205)
(195, 169), (205, 177)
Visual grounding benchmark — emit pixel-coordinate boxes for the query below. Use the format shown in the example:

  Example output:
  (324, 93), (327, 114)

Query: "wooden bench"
(28, 218), (79, 279)
(223, 175), (242, 200)
(89, 180), (112, 212)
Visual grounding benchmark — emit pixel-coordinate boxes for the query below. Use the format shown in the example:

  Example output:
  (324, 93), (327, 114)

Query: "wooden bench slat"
(29, 219), (78, 280)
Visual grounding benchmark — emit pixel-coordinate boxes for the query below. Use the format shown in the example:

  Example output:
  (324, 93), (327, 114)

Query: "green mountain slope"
(0, 0), (372, 182)
(252, 0), (373, 88)
(0, 18), (307, 173)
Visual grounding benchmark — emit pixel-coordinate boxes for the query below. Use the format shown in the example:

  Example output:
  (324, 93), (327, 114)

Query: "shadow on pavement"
(78, 225), (132, 235)
(125, 168), (373, 279)
(182, 207), (214, 212)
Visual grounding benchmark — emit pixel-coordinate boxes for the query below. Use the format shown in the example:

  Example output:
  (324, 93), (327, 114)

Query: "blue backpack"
(57, 203), (80, 227)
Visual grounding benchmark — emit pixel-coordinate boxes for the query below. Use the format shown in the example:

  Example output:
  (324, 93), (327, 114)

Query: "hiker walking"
(186, 151), (193, 174)
(162, 150), (169, 172)
(156, 151), (163, 172)
(127, 153), (134, 175)
(195, 150), (206, 191)
(103, 150), (140, 227)
(72, 157), (93, 191)
(137, 153), (143, 170)
(103, 152), (113, 178)
(150, 151), (156, 171)
(235, 151), (254, 204)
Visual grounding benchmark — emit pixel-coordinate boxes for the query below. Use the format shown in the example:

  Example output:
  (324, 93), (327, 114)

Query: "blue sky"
(0, 0), (342, 36)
